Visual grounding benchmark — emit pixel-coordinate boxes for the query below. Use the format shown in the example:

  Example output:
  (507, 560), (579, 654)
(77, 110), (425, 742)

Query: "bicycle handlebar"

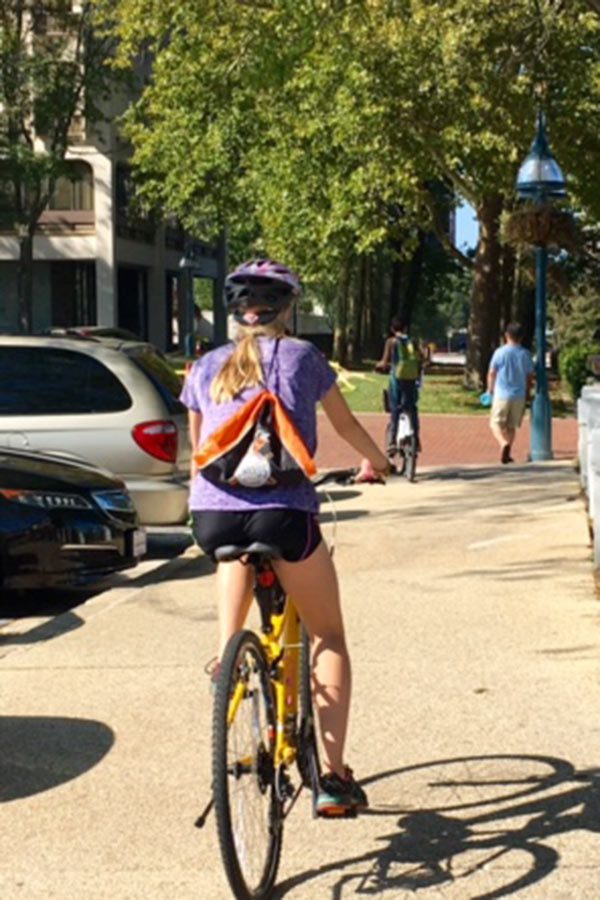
(312, 467), (386, 487)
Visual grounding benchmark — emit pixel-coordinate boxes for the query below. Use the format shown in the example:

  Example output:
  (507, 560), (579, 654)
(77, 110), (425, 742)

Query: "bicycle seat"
(213, 542), (282, 563)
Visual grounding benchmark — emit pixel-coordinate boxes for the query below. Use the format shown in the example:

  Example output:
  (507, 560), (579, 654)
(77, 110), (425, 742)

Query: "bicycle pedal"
(316, 806), (359, 820)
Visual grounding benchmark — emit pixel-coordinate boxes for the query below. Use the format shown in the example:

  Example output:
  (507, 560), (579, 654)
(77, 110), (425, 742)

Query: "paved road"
(2, 455), (600, 898)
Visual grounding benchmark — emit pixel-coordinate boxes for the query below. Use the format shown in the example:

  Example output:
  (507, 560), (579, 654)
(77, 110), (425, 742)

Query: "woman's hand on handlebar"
(353, 457), (389, 484)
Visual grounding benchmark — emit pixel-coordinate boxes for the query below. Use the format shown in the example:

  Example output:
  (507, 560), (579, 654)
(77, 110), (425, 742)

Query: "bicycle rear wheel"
(297, 627), (320, 802)
(212, 630), (283, 900)
(404, 435), (417, 482)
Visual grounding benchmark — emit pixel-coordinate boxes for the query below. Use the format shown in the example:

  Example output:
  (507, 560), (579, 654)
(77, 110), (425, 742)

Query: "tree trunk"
(362, 254), (379, 358)
(347, 255), (366, 364)
(333, 258), (353, 364)
(371, 249), (385, 352)
(465, 194), (503, 389)
(389, 239), (403, 318)
(401, 231), (426, 327)
(17, 228), (35, 334)
(499, 241), (516, 332)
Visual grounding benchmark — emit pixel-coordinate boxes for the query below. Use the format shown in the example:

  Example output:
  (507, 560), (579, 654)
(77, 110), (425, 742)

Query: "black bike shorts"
(191, 509), (323, 563)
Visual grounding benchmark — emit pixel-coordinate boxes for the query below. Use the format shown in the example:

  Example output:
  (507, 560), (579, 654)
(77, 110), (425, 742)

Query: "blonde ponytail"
(210, 320), (287, 403)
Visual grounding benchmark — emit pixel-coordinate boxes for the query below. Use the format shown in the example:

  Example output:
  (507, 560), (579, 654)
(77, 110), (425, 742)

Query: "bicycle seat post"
(254, 559), (278, 634)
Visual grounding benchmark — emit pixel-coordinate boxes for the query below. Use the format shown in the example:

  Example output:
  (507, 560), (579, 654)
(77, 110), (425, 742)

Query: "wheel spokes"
(225, 647), (277, 889)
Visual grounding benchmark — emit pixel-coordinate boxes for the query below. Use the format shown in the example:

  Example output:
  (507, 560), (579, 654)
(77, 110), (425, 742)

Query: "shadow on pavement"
(0, 589), (101, 620)
(419, 463), (578, 484)
(0, 610), (84, 647)
(144, 529), (194, 560)
(319, 509), (372, 524)
(0, 716), (114, 802)
(276, 753), (600, 899)
(446, 556), (586, 583)
(144, 552), (215, 583)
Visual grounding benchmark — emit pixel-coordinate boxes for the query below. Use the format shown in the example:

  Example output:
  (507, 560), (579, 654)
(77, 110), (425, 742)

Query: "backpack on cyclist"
(194, 389), (316, 490)
(393, 338), (420, 381)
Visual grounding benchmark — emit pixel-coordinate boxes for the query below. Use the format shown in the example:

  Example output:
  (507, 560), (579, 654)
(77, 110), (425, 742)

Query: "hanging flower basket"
(502, 204), (579, 251)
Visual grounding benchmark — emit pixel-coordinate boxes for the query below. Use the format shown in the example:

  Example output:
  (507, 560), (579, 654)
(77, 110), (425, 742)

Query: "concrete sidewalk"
(2, 460), (600, 898)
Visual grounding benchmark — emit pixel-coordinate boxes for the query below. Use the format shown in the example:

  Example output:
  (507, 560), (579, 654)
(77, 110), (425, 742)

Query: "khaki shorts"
(491, 397), (526, 431)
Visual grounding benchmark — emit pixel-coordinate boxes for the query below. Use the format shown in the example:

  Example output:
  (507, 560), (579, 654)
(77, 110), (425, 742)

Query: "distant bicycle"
(395, 405), (418, 482)
(382, 387), (419, 483)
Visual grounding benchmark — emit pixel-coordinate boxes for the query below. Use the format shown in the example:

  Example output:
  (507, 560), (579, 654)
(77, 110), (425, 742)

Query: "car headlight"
(92, 490), (136, 515)
(0, 489), (93, 510)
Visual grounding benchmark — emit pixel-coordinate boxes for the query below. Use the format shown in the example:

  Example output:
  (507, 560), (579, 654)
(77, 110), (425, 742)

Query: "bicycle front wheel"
(213, 630), (283, 900)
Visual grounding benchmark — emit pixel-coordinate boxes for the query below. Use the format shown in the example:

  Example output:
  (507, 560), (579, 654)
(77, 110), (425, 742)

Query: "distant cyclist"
(181, 258), (390, 816)
(375, 317), (424, 465)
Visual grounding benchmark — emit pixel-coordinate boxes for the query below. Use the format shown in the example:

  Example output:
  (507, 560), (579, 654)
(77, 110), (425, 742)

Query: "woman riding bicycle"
(180, 258), (389, 816)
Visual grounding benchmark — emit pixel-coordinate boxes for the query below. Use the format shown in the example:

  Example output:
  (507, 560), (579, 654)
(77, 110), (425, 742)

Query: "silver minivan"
(0, 336), (191, 525)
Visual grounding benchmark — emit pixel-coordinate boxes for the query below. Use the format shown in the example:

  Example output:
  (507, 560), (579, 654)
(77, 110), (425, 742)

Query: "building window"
(48, 161), (94, 212)
(116, 163), (155, 243)
(51, 261), (97, 327)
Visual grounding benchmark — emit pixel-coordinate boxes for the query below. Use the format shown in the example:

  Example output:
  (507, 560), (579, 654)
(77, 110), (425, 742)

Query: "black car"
(0, 449), (146, 590)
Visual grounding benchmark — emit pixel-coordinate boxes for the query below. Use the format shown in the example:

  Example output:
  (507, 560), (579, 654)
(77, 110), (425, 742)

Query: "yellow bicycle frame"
(226, 593), (304, 769)
(261, 598), (302, 768)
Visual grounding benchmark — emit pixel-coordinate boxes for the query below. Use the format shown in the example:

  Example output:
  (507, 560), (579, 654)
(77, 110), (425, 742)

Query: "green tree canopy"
(112, 0), (600, 380)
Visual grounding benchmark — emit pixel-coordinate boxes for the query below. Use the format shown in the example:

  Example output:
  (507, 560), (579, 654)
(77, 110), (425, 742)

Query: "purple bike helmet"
(225, 258), (301, 325)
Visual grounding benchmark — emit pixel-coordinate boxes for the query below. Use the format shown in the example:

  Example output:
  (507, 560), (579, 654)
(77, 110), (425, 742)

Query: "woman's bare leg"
(215, 560), (254, 658)
(274, 542), (350, 778)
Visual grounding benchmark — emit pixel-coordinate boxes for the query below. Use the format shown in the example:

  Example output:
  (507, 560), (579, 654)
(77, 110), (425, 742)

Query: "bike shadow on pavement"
(275, 753), (600, 899)
(0, 715), (114, 803)
(318, 488), (378, 526)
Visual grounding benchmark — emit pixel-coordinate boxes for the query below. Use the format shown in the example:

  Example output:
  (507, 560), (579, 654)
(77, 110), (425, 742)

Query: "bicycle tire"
(397, 447), (407, 476)
(212, 629), (283, 900)
(404, 434), (417, 482)
(297, 627), (320, 796)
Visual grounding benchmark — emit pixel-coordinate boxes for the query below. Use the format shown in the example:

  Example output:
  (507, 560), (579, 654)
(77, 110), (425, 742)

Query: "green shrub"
(559, 344), (600, 400)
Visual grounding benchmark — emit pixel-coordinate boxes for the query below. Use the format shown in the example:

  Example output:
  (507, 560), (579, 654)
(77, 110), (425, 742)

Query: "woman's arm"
(320, 383), (390, 476)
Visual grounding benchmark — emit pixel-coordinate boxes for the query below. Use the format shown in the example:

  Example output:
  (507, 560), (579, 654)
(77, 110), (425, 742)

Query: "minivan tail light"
(132, 420), (178, 463)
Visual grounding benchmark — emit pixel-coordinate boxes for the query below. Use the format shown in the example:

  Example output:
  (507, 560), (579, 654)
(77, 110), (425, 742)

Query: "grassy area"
(337, 365), (574, 418)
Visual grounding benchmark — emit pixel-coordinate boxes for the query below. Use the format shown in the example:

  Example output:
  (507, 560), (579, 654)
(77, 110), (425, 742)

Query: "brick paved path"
(315, 412), (578, 469)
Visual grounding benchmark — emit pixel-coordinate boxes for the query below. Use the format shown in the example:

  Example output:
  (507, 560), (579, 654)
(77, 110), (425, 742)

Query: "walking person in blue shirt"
(487, 322), (535, 464)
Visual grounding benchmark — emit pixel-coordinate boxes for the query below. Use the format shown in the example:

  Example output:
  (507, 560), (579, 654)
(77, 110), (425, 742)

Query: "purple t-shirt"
(180, 337), (337, 513)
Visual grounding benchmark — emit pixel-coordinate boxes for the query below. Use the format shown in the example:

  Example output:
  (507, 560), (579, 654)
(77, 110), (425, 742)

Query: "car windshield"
(128, 348), (185, 414)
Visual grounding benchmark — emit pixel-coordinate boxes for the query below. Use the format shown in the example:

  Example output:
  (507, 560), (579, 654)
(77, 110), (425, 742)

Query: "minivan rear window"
(127, 349), (186, 415)
(0, 347), (132, 414)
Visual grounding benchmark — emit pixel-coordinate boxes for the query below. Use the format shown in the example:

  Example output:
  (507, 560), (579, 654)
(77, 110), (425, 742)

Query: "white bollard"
(590, 429), (600, 567)
(580, 387), (600, 509)
(578, 394), (590, 490)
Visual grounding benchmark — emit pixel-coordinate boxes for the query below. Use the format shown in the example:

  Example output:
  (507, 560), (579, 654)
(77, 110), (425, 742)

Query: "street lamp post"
(515, 111), (567, 462)
(178, 244), (196, 358)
